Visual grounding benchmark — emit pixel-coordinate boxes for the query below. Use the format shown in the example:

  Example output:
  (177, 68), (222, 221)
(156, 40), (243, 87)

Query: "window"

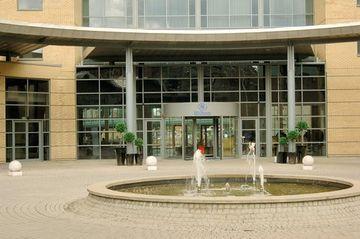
(18, 0), (43, 11)
(20, 48), (43, 61)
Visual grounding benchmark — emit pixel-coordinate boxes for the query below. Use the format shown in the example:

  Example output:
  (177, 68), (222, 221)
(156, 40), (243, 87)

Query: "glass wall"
(201, 0), (258, 28)
(264, 0), (313, 27)
(76, 66), (126, 159)
(138, 0), (196, 29)
(6, 78), (50, 161)
(271, 63), (326, 156)
(83, 0), (133, 28)
(76, 62), (326, 159)
(83, 0), (313, 29)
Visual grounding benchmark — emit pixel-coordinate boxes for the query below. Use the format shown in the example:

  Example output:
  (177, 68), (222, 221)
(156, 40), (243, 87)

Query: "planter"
(126, 153), (143, 165)
(126, 143), (136, 154)
(115, 147), (127, 166)
(136, 153), (143, 165)
(296, 145), (307, 164)
(276, 152), (287, 164)
(287, 152), (297, 164)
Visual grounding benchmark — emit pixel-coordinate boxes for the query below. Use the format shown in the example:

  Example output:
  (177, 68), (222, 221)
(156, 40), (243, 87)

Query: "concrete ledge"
(87, 174), (360, 205)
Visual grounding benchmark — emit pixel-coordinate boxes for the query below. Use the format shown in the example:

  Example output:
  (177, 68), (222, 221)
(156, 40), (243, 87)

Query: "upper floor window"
(18, 0), (43, 11)
(20, 48), (43, 61)
(358, 0), (360, 6)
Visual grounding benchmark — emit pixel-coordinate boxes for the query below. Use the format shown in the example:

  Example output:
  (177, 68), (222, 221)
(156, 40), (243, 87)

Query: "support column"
(126, 48), (137, 152)
(197, 64), (204, 102)
(195, 0), (201, 29)
(287, 44), (296, 152)
(265, 65), (273, 157)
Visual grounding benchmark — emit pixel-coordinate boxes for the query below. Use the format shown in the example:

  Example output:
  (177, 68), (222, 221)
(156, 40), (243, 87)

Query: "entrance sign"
(194, 102), (211, 116)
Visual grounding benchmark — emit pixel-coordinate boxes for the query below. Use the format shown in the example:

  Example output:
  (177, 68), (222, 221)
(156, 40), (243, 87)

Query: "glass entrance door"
(12, 121), (43, 160)
(183, 117), (221, 160)
(241, 119), (259, 156)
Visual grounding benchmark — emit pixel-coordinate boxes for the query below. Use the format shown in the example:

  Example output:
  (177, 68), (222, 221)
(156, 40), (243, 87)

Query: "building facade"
(0, 0), (359, 163)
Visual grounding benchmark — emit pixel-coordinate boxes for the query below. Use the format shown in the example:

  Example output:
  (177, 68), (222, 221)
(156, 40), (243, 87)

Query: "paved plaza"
(1, 157), (360, 239)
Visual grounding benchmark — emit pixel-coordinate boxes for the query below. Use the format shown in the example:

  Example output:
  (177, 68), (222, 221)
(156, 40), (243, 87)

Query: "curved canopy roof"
(1, 19), (360, 57)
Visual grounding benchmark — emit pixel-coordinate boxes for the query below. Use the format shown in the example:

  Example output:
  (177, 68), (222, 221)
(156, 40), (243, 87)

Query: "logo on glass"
(194, 102), (211, 116)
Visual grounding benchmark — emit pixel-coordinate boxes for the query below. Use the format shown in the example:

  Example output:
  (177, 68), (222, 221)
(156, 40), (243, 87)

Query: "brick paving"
(1, 157), (360, 238)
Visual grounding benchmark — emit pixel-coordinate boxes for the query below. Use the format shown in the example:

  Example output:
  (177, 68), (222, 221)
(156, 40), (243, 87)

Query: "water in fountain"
(259, 165), (265, 191)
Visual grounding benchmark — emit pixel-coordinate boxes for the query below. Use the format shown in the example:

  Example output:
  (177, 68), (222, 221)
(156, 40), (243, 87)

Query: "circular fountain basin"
(87, 174), (359, 204)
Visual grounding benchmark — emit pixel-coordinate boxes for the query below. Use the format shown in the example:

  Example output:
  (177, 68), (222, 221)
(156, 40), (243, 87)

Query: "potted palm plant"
(134, 137), (144, 165)
(277, 136), (288, 164)
(287, 130), (300, 164)
(115, 121), (127, 165)
(296, 120), (309, 163)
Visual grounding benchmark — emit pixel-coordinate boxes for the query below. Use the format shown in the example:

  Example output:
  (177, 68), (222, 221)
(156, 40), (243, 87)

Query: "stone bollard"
(9, 160), (23, 176)
(302, 155), (314, 170)
(146, 156), (157, 171)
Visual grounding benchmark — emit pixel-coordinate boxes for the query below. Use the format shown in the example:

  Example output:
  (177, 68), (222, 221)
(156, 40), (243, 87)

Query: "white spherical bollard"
(9, 160), (23, 176)
(146, 156), (157, 171)
(302, 155), (314, 170)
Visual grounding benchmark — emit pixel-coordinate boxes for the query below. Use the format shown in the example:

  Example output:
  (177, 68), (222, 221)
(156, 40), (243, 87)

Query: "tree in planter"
(296, 121), (309, 163)
(114, 121), (127, 165)
(134, 137), (144, 165)
(286, 130), (300, 164)
(277, 136), (288, 164)
(124, 132), (136, 165)
(124, 131), (136, 154)
(115, 121), (127, 134)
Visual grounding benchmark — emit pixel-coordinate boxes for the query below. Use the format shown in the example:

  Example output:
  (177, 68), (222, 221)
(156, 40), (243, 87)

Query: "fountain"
(246, 142), (257, 184)
(259, 165), (264, 191)
(70, 143), (357, 221)
(192, 149), (208, 191)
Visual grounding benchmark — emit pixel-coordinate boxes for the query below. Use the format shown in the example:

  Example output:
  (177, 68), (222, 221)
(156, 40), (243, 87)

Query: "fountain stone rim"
(87, 174), (360, 204)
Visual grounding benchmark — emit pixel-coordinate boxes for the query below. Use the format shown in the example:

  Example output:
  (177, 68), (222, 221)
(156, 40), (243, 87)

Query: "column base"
(9, 171), (23, 176)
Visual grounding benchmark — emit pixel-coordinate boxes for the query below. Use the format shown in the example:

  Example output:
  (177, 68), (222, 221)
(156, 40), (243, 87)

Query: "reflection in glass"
(163, 79), (190, 92)
(165, 118), (182, 158)
(212, 92), (239, 102)
(6, 92), (27, 104)
(77, 94), (99, 105)
(223, 117), (236, 157)
(6, 106), (26, 119)
(28, 147), (39, 159)
(15, 148), (26, 160)
(100, 79), (124, 92)
(78, 146), (100, 159)
(78, 107), (99, 119)
(76, 67), (99, 79)
(77, 80), (99, 93)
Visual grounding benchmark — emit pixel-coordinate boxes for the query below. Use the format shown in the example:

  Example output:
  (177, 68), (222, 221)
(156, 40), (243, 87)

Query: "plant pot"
(287, 152), (297, 164)
(136, 153), (143, 165)
(115, 147), (127, 166)
(126, 154), (138, 165)
(296, 145), (307, 164)
(277, 152), (287, 164)
(126, 143), (137, 154)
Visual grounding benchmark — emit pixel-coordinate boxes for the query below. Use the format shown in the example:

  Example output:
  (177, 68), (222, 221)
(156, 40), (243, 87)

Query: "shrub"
(135, 137), (143, 149)
(287, 130), (300, 142)
(115, 121), (127, 134)
(279, 136), (288, 145)
(123, 132), (135, 143)
(296, 121), (309, 132)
